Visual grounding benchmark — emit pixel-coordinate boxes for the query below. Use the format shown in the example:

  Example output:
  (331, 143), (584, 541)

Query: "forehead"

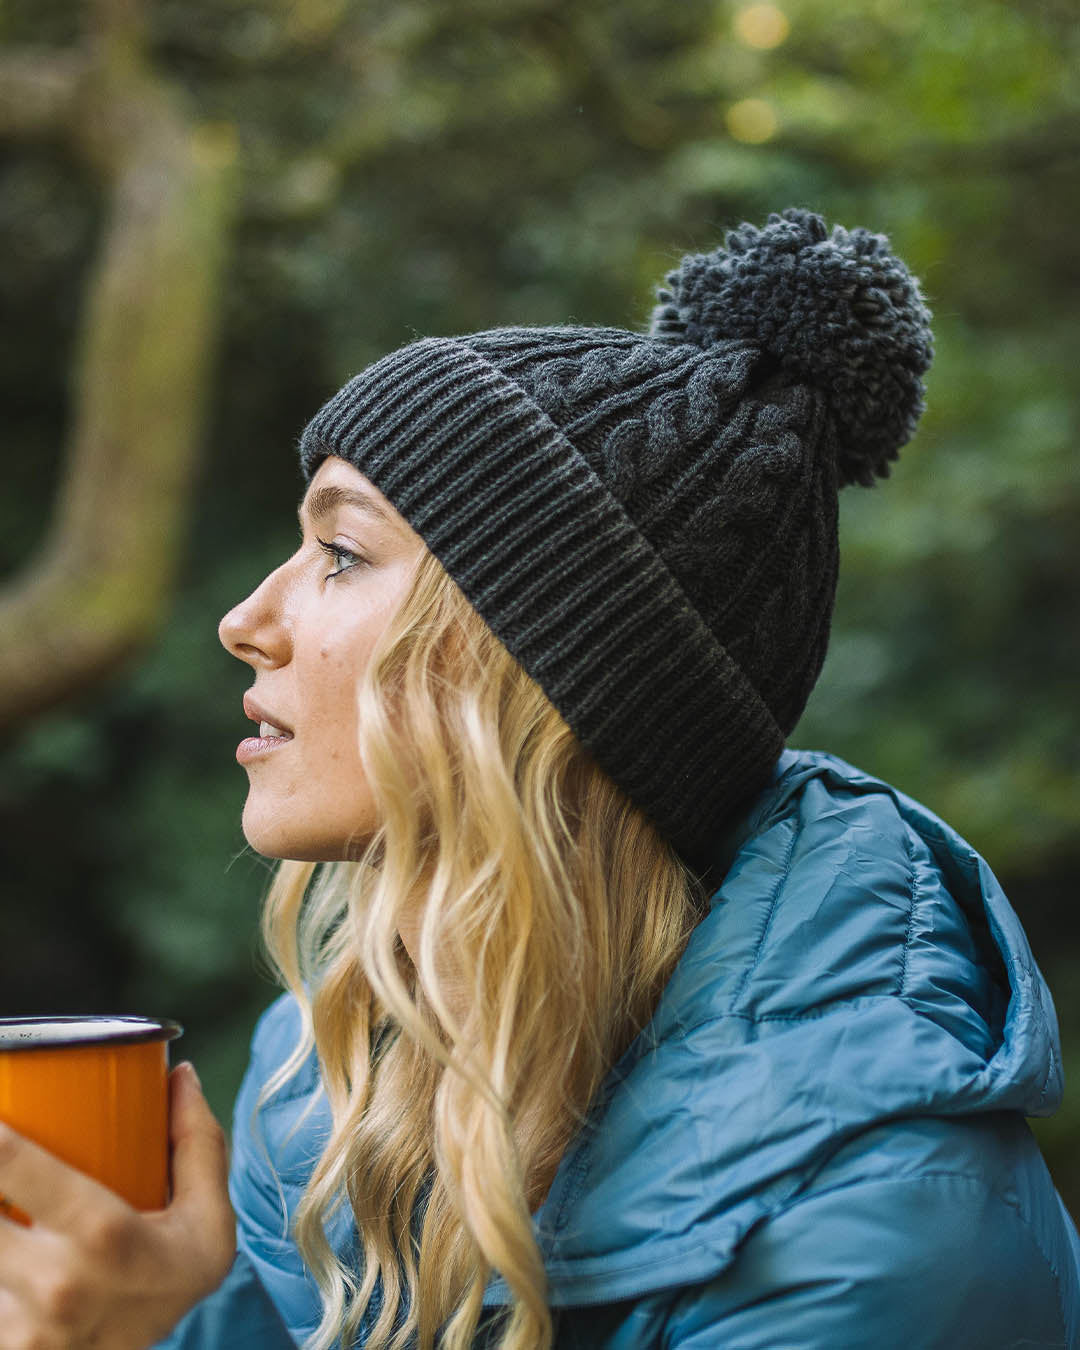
(298, 460), (403, 533)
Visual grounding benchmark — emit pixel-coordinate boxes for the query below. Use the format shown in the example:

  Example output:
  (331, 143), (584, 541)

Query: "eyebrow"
(298, 483), (398, 532)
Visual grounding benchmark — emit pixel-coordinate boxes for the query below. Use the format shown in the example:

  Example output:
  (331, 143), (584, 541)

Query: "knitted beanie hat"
(298, 207), (934, 877)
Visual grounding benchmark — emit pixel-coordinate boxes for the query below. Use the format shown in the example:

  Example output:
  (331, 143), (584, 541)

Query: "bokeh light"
(726, 97), (780, 143)
(734, 3), (791, 50)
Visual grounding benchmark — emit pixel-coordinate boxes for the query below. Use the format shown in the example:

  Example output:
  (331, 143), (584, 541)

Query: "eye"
(315, 536), (367, 579)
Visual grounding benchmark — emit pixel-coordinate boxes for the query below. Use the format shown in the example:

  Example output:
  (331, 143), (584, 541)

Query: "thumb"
(168, 1062), (230, 1210)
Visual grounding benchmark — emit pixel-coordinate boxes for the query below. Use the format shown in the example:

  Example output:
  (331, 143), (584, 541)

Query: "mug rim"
(0, 1016), (183, 1051)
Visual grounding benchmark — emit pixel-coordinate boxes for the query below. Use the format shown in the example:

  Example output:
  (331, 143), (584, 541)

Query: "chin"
(241, 805), (370, 863)
(244, 833), (342, 862)
(241, 807), (315, 861)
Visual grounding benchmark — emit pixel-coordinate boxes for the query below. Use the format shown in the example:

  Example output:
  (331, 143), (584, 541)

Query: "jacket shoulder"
(700, 750), (1007, 1040)
(532, 749), (1067, 1312)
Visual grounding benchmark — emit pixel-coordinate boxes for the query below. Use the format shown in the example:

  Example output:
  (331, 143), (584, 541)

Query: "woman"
(0, 208), (1076, 1349)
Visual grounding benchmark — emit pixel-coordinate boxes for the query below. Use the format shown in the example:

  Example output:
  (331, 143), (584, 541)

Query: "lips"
(242, 692), (294, 740)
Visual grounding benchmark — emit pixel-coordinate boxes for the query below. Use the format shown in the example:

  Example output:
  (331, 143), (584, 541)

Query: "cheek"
(302, 636), (367, 748)
(316, 630), (371, 674)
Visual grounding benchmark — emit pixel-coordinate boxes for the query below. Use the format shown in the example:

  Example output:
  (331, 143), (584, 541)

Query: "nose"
(218, 564), (291, 668)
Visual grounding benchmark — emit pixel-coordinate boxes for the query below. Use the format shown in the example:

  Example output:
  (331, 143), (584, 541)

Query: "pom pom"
(649, 207), (934, 487)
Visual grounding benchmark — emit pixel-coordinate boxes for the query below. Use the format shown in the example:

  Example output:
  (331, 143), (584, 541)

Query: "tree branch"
(0, 31), (238, 733)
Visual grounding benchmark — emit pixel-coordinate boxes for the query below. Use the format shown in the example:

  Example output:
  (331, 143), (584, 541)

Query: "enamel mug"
(0, 1016), (183, 1225)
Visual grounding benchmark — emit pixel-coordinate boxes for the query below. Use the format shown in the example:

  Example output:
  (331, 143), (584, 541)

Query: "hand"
(0, 1061), (236, 1349)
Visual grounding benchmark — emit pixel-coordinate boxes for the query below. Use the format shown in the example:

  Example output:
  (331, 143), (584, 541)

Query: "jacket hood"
(482, 748), (1063, 1309)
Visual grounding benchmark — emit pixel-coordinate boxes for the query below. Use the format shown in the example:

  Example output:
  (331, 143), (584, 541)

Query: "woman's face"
(218, 456), (426, 860)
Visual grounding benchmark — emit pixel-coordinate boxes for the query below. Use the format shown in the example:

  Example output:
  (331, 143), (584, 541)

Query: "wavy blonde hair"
(257, 546), (710, 1350)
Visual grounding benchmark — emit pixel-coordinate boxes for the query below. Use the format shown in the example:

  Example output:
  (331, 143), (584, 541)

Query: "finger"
(0, 1123), (124, 1234)
(167, 1064), (230, 1213)
(158, 1065), (235, 1290)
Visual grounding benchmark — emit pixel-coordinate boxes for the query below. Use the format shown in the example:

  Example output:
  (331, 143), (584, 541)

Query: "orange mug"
(0, 1016), (183, 1226)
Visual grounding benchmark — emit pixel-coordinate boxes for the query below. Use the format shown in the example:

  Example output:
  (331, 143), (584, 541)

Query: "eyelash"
(315, 536), (366, 579)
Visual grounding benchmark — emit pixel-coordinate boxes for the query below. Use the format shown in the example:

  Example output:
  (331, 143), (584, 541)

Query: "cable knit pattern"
(298, 209), (934, 875)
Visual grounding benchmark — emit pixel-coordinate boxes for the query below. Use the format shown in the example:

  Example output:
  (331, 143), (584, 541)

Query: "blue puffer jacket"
(156, 749), (1080, 1348)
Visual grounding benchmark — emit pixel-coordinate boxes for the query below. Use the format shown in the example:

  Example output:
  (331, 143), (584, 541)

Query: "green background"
(2, 0), (1077, 1217)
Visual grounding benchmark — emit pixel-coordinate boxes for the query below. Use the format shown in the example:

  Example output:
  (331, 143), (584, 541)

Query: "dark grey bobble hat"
(298, 207), (934, 877)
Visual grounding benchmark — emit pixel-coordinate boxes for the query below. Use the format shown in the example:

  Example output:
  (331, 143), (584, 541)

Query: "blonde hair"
(257, 547), (709, 1350)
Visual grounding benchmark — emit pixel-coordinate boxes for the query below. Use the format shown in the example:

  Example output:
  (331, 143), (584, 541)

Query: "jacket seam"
(894, 824), (919, 997)
(658, 989), (947, 1038)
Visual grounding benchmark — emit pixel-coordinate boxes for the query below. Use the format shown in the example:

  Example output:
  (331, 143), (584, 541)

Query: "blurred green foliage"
(1, 0), (1077, 1213)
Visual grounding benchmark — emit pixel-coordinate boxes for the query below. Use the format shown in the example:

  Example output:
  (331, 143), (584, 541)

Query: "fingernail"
(183, 1061), (202, 1091)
